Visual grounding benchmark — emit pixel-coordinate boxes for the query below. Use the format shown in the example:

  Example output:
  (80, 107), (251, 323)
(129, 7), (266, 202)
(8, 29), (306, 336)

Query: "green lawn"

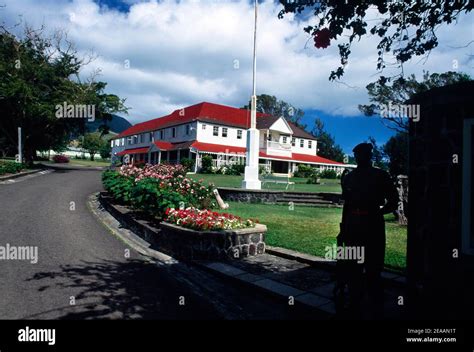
(188, 173), (342, 193)
(225, 202), (407, 272)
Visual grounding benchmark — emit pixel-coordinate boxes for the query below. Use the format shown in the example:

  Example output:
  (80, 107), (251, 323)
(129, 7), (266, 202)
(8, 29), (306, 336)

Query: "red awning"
(190, 142), (246, 155)
(116, 147), (149, 156)
(153, 141), (173, 150)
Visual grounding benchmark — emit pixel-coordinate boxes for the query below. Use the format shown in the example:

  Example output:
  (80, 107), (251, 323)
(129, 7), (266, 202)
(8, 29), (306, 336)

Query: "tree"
(81, 132), (106, 161)
(241, 94), (306, 128)
(383, 132), (408, 177)
(0, 26), (127, 163)
(359, 71), (472, 132)
(99, 138), (112, 160)
(312, 118), (344, 162)
(278, 1), (473, 80)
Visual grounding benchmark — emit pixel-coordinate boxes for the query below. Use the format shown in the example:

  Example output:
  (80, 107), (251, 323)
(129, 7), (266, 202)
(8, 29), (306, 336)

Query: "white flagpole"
(242, 0), (261, 190)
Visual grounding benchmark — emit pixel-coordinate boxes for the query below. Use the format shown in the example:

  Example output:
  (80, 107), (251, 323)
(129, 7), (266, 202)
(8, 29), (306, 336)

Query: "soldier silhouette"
(338, 142), (398, 318)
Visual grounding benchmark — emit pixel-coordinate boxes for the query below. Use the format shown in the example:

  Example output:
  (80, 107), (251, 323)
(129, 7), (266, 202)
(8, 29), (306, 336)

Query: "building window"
(172, 127), (176, 138)
(186, 124), (191, 135)
(300, 139), (304, 148)
(283, 136), (287, 144)
(308, 141), (312, 149)
(237, 130), (243, 139)
(267, 133), (272, 141)
(121, 138), (125, 146)
(292, 137), (295, 146)
(139, 134), (144, 143)
(159, 130), (164, 140)
(149, 132), (154, 142)
(202, 124), (206, 130)
(110, 140), (114, 147)
(213, 126), (219, 136)
(222, 127), (228, 138)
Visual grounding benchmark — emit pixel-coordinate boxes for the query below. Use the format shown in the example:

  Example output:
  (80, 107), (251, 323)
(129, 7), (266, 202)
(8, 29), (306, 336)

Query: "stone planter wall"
(159, 222), (267, 260)
(98, 192), (267, 261)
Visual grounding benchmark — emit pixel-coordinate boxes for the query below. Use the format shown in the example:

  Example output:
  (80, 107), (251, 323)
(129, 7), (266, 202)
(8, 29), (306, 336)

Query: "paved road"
(0, 168), (302, 319)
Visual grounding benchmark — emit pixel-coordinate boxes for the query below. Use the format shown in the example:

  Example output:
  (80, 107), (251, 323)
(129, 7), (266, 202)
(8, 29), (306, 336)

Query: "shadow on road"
(25, 259), (221, 320)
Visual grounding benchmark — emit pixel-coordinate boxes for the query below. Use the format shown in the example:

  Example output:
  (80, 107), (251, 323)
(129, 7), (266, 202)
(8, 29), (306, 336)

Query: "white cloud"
(1, 0), (472, 123)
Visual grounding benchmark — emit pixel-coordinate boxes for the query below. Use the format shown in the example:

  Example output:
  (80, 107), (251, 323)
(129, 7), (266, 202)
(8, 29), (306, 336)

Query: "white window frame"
(308, 140), (312, 149)
(222, 127), (228, 138)
(300, 139), (304, 148)
(213, 126), (219, 136)
(237, 130), (243, 139)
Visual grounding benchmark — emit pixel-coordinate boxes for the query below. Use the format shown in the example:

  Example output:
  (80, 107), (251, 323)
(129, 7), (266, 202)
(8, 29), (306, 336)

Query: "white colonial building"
(111, 102), (351, 175)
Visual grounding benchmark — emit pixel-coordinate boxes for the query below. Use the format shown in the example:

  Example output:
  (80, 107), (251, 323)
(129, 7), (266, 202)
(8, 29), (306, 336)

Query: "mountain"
(86, 114), (132, 134)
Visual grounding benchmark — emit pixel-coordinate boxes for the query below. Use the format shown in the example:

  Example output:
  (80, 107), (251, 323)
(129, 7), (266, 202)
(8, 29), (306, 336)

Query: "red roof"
(116, 147), (149, 156)
(116, 102), (273, 138)
(190, 142), (344, 165)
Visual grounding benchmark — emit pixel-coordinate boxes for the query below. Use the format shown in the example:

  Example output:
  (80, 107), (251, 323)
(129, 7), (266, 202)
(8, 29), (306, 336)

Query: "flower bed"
(164, 207), (257, 231)
(102, 164), (216, 219)
(102, 163), (267, 259)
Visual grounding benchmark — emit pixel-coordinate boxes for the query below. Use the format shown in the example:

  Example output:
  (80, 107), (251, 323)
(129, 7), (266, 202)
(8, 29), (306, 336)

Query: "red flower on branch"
(313, 28), (331, 49)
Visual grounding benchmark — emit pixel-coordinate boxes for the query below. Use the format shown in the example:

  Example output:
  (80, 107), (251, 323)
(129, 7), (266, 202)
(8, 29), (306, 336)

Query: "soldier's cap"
(353, 142), (373, 155)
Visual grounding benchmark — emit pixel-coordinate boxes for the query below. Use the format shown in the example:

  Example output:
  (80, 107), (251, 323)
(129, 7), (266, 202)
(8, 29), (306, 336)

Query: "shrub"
(165, 207), (257, 231)
(294, 164), (315, 178)
(319, 169), (338, 179)
(102, 170), (135, 204)
(180, 157), (195, 172)
(200, 155), (213, 174)
(52, 154), (69, 163)
(0, 161), (26, 175)
(306, 173), (321, 184)
(130, 178), (187, 218)
(225, 163), (245, 176)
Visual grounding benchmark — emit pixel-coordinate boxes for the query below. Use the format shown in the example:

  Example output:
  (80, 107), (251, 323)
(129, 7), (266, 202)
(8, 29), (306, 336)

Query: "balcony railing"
(264, 141), (292, 150)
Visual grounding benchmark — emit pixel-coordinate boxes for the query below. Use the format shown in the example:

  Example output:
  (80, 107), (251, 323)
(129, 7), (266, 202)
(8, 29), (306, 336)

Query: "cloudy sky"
(1, 0), (473, 152)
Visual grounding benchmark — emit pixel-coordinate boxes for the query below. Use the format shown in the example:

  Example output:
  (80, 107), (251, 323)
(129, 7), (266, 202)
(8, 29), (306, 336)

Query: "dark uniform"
(340, 143), (398, 316)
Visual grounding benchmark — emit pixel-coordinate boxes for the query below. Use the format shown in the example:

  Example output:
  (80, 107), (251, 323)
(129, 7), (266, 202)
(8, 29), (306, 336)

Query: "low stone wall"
(217, 187), (281, 203)
(217, 187), (343, 205)
(98, 192), (267, 260)
(159, 222), (267, 260)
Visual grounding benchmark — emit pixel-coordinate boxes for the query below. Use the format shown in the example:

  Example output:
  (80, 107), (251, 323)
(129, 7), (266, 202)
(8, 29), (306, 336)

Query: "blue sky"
(1, 0), (472, 154)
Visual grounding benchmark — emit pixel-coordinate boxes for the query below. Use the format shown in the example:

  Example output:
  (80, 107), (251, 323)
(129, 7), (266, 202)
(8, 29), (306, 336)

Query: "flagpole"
(251, 0), (257, 129)
(242, 0), (261, 190)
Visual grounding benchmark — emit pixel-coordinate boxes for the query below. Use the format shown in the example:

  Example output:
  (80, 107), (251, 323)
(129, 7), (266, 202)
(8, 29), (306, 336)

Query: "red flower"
(313, 28), (331, 49)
